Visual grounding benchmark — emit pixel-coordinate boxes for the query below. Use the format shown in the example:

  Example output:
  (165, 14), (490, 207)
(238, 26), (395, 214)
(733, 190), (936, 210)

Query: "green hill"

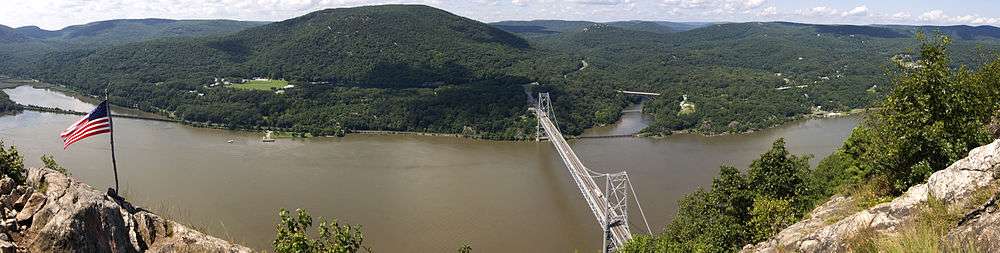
(12, 19), (266, 45)
(3, 6), (1000, 138)
(0, 25), (31, 43)
(6, 5), (539, 139)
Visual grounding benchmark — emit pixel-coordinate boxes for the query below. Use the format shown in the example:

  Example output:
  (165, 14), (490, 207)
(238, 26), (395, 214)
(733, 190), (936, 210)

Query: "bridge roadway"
(617, 90), (661, 96)
(536, 110), (632, 248)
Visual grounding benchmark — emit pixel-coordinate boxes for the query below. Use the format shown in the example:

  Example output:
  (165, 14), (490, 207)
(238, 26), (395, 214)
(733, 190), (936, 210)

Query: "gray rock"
(14, 193), (45, 223)
(743, 139), (1000, 252)
(11, 187), (31, 210)
(15, 167), (251, 253)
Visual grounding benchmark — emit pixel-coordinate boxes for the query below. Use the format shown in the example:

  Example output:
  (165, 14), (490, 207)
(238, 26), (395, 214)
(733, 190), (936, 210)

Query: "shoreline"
(3, 78), (869, 141)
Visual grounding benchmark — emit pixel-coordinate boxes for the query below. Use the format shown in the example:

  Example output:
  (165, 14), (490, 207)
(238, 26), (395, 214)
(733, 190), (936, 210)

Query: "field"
(227, 79), (289, 91)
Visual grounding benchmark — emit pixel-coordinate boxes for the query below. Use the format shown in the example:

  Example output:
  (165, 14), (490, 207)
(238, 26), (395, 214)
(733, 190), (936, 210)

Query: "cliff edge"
(743, 139), (1000, 252)
(0, 167), (251, 252)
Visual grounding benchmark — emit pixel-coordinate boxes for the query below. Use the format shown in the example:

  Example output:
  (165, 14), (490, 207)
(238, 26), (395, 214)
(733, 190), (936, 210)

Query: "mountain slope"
(0, 25), (31, 43)
(13, 19), (266, 45)
(218, 4), (531, 85)
(6, 5), (540, 139)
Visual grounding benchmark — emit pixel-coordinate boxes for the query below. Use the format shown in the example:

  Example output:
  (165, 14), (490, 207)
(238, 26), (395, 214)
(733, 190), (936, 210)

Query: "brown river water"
(1, 86), (860, 252)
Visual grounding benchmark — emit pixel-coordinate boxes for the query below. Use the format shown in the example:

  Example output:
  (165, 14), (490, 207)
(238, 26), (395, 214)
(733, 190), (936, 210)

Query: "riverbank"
(2, 78), (869, 142)
(656, 108), (869, 138)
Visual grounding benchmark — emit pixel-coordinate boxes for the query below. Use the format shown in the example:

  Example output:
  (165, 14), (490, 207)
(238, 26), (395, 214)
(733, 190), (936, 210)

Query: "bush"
(748, 196), (795, 242)
(274, 208), (366, 253)
(622, 138), (819, 252)
(0, 141), (25, 184)
(41, 154), (69, 175)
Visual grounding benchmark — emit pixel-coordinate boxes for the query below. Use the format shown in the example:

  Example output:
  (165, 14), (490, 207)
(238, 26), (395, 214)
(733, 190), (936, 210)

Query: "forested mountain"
(527, 21), (1000, 134)
(9, 19), (266, 45)
(1, 5), (541, 139)
(491, 20), (709, 37)
(1, 5), (1000, 139)
(0, 25), (30, 43)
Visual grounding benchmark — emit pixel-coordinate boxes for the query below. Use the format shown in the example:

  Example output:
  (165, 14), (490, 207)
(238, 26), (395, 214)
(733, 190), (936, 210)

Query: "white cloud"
(660, 0), (767, 12)
(757, 6), (776, 17)
(802, 6), (838, 17)
(842, 5), (867, 17)
(568, 0), (631, 5)
(917, 9), (1000, 25)
(919, 9), (947, 22)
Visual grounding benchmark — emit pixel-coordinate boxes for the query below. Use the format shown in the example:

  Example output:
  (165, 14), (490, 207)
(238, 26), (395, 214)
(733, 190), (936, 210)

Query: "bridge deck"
(617, 90), (661, 96)
(536, 111), (632, 248)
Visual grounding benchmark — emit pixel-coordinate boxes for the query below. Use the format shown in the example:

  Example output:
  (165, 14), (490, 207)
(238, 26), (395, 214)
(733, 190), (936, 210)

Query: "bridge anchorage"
(532, 92), (652, 252)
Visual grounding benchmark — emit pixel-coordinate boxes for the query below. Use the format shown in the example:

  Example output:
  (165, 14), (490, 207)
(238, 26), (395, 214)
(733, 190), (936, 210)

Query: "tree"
(274, 208), (366, 253)
(845, 34), (1000, 192)
(747, 138), (811, 201)
(0, 141), (25, 184)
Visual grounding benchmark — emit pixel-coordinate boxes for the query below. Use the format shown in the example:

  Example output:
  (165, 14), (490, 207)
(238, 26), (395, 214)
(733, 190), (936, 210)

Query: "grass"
(227, 79), (289, 91)
(847, 181), (1000, 252)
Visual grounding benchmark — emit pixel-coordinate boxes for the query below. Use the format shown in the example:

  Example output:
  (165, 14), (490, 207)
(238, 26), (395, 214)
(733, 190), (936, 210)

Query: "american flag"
(60, 101), (112, 149)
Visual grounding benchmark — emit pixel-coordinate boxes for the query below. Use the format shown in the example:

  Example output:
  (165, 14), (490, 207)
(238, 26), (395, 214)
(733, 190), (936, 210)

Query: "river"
(0, 86), (861, 252)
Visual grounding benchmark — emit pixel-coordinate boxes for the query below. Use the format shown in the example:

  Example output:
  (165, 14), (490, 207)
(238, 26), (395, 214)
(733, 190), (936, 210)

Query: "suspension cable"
(626, 174), (653, 234)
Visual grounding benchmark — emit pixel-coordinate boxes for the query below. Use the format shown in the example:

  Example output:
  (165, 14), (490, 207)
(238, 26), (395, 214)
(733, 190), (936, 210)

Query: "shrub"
(41, 154), (69, 175)
(0, 141), (25, 184)
(274, 208), (366, 253)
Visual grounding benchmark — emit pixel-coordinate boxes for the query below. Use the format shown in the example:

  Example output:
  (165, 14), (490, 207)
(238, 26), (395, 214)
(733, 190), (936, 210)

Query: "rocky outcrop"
(742, 139), (1000, 252)
(0, 167), (251, 252)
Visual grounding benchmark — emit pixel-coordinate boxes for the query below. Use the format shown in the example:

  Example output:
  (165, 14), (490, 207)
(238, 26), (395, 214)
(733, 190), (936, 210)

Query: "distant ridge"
(6, 18), (267, 45)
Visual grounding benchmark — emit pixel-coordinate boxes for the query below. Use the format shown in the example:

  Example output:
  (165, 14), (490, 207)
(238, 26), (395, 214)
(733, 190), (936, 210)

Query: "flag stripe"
(61, 101), (112, 149)
(61, 117), (108, 138)
(60, 117), (88, 137)
(64, 122), (110, 144)
(63, 129), (111, 149)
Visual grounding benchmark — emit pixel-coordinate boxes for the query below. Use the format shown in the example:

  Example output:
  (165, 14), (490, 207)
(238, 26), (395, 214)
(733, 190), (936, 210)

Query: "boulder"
(13, 193), (44, 223)
(14, 168), (251, 253)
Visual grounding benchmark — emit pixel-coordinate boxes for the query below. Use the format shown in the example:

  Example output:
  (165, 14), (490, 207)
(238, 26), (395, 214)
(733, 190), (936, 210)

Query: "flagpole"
(106, 84), (120, 193)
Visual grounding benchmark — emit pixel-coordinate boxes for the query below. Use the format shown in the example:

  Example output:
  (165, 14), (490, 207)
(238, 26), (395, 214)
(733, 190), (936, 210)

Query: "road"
(536, 110), (632, 248)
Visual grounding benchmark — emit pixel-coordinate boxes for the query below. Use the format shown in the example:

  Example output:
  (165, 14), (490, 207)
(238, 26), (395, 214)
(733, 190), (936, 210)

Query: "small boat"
(227, 139), (235, 144)
(262, 131), (276, 142)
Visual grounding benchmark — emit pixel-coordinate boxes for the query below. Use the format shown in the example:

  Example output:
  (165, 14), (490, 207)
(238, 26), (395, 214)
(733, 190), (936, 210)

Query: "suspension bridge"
(531, 93), (652, 252)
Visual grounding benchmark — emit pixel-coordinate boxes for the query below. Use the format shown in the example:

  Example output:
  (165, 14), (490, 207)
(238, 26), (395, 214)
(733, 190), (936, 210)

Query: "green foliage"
(457, 244), (472, 253)
(834, 34), (1000, 193)
(40, 154), (69, 175)
(0, 92), (20, 113)
(748, 196), (795, 243)
(274, 208), (366, 253)
(622, 138), (821, 252)
(4, 7), (1000, 139)
(0, 141), (25, 184)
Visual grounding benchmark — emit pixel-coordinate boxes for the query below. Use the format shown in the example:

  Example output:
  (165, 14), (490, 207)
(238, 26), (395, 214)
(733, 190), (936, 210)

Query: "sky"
(2, 0), (999, 30)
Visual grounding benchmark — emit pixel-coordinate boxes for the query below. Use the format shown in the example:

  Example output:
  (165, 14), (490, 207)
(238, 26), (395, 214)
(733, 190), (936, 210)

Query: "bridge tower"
(601, 172), (632, 252)
(535, 92), (556, 141)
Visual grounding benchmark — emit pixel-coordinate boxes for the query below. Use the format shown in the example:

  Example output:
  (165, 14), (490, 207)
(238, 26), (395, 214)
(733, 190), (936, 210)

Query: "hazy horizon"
(2, 1), (999, 31)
